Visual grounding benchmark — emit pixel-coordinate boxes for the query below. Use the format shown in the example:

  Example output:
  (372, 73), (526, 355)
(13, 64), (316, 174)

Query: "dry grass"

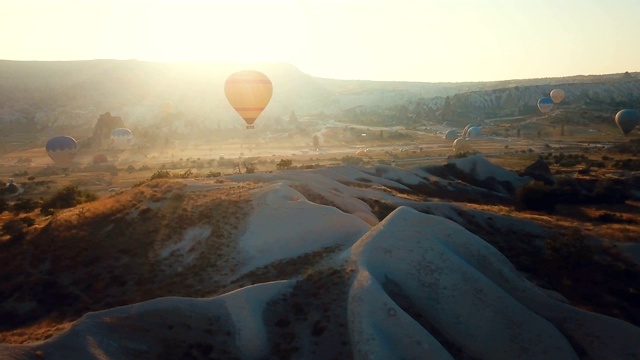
(1, 130), (638, 344)
(0, 179), (266, 344)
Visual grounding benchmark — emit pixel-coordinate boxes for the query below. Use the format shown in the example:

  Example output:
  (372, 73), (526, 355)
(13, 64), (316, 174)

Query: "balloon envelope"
(615, 109), (640, 136)
(550, 89), (565, 104)
(537, 97), (554, 114)
(444, 129), (459, 140)
(93, 153), (108, 164)
(453, 137), (473, 154)
(466, 126), (482, 139)
(462, 124), (479, 137)
(110, 128), (133, 150)
(224, 70), (273, 129)
(46, 136), (77, 167)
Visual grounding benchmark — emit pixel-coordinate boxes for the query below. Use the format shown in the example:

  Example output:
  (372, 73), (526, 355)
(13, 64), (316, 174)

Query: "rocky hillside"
(1, 156), (639, 359)
(0, 60), (638, 134)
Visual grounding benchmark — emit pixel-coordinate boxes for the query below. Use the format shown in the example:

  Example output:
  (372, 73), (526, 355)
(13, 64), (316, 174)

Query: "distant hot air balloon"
(615, 109), (640, 136)
(224, 70), (273, 129)
(537, 97), (554, 114)
(466, 126), (482, 139)
(93, 153), (108, 164)
(444, 129), (459, 140)
(110, 128), (133, 150)
(550, 89), (565, 104)
(462, 124), (479, 137)
(453, 137), (473, 154)
(46, 136), (77, 167)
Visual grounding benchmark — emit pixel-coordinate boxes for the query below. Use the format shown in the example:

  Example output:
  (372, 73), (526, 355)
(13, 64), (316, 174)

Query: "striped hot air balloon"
(224, 70), (273, 129)
(110, 128), (133, 150)
(537, 97), (554, 114)
(46, 136), (77, 167)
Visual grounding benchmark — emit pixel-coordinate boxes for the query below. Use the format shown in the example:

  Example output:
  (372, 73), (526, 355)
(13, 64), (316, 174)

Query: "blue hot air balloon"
(46, 136), (78, 167)
(466, 126), (482, 139)
(444, 129), (459, 140)
(537, 97), (554, 114)
(110, 128), (134, 150)
(462, 124), (479, 137)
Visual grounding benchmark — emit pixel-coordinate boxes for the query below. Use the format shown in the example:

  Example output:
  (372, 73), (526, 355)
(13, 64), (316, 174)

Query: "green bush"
(11, 198), (40, 214)
(1, 219), (27, 240)
(592, 179), (629, 204)
(150, 170), (172, 180)
(175, 169), (192, 178)
(20, 216), (36, 227)
(40, 185), (98, 211)
(340, 156), (364, 166)
(276, 159), (293, 170)
(516, 181), (557, 212)
(612, 158), (640, 171)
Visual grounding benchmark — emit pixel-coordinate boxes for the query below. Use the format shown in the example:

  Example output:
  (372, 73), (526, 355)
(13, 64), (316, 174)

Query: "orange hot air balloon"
(224, 70), (273, 129)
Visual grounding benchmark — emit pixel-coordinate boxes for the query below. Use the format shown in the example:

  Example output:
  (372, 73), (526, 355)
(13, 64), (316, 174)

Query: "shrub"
(276, 159), (293, 170)
(20, 216), (36, 227)
(340, 156), (364, 166)
(175, 169), (192, 179)
(11, 198), (40, 214)
(150, 170), (172, 180)
(612, 158), (640, 171)
(40, 185), (98, 211)
(516, 181), (557, 212)
(1, 219), (27, 240)
(592, 179), (629, 204)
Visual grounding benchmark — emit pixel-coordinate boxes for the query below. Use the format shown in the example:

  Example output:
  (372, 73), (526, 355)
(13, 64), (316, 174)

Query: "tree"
(40, 185), (97, 211)
(276, 159), (293, 170)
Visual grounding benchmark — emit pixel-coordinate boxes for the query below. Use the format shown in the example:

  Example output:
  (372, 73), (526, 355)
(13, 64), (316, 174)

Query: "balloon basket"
(246, 125), (255, 129)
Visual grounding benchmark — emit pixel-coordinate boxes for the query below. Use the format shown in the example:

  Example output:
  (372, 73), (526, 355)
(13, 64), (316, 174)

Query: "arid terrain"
(1, 61), (639, 359)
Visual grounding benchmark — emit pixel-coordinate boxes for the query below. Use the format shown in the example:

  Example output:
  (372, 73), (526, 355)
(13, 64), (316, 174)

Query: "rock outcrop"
(89, 112), (124, 149)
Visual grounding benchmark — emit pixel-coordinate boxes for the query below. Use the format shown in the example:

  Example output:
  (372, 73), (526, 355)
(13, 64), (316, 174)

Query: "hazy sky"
(1, 0), (638, 82)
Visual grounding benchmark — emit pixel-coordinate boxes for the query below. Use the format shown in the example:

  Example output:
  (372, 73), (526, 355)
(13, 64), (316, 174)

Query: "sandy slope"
(1, 155), (638, 359)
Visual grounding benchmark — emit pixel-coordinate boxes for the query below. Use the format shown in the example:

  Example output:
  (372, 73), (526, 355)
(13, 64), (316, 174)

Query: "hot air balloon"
(453, 137), (473, 154)
(110, 128), (133, 150)
(550, 89), (565, 104)
(93, 153), (108, 164)
(224, 70), (273, 129)
(444, 129), (459, 140)
(46, 136), (77, 167)
(462, 124), (479, 137)
(466, 126), (482, 139)
(537, 97), (554, 114)
(615, 109), (640, 136)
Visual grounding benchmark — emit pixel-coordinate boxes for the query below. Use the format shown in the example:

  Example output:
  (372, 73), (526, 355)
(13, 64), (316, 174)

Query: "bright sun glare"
(1, 0), (639, 82)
